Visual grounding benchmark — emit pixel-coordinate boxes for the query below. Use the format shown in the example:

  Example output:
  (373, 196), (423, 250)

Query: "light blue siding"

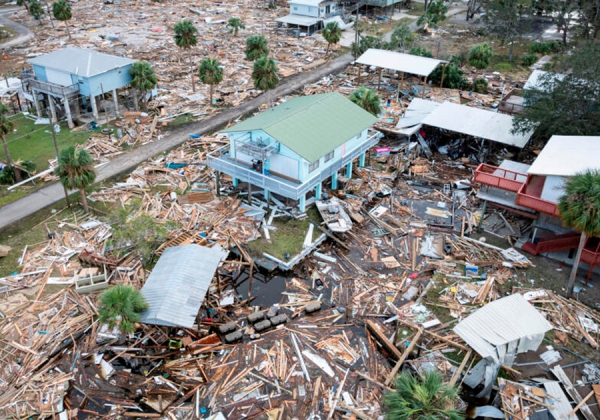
(32, 65), (47, 82)
(290, 3), (319, 17)
(227, 128), (371, 184)
(32, 63), (134, 96)
(84, 66), (134, 96)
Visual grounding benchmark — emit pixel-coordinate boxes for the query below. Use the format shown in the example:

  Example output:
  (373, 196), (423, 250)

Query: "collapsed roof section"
(140, 244), (228, 329)
(454, 294), (552, 397)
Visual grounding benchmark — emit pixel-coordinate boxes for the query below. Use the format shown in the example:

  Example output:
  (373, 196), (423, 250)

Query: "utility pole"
(48, 111), (71, 207)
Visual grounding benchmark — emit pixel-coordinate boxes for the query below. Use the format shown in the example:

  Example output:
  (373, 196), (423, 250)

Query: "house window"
(324, 151), (334, 162)
(309, 160), (320, 172)
(293, 6), (298, 10)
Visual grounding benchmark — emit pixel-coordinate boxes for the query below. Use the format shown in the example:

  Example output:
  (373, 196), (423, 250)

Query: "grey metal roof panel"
(543, 381), (577, 420)
(527, 135), (600, 176)
(420, 102), (532, 148)
(356, 49), (446, 77)
(140, 244), (228, 329)
(27, 47), (137, 78)
(454, 294), (552, 360)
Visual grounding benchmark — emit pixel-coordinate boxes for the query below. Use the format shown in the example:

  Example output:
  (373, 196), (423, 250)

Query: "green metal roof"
(222, 92), (378, 163)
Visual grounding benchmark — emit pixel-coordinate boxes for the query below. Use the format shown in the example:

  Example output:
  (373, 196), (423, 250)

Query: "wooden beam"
(365, 319), (402, 360)
(568, 390), (595, 417)
(551, 365), (596, 420)
(449, 349), (472, 386)
(385, 328), (423, 386)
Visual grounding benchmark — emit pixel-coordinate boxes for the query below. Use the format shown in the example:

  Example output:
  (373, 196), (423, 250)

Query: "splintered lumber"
(548, 291), (598, 348)
(568, 391), (595, 417)
(385, 327), (423, 385)
(551, 365), (596, 420)
(0, 244), (11, 257)
(449, 350), (472, 386)
(309, 220), (350, 250)
(178, 191), (214, 205)
(365, 320), (402, 360)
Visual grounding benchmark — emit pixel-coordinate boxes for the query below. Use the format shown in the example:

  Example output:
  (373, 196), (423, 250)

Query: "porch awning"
(276, 14), (321, 27)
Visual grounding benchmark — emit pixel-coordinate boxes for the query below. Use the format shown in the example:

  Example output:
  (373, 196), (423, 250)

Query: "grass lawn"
(0, 198), (81, 277)
(247, 206), (323, 261)
(1, 114), (91, 171)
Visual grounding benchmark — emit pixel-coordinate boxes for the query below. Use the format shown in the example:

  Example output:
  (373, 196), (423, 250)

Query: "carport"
(420, 101), (532, 149)
(355, 48), (448, 95)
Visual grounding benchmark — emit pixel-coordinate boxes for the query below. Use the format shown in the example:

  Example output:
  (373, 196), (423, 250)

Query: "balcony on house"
(234, 135), (280, 161)
(207, 130), (380, 201)
(21, 70), (79, 98)
(474, 163), (528, 193)
(515, 175), (560, 217)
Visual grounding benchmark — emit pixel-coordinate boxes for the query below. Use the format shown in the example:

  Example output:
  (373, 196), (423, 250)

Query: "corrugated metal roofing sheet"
(222, 92), (377, 163)
(275, 14), (321, 26)
(453, 294), (552, 360)
(356, 49), (446, 77)
(527, 135), (600, 176)
(27, 47), (136, 78)
(524, 70), (566, 91)
(395, 98), (440, 129)
(139, 244), (227, 329)
(543, 381), (577, 420)
(420, 102), (532, 148)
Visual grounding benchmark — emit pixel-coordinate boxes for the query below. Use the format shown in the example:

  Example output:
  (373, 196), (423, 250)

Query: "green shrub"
(529, 41), (561, 55)
(429, 63), (466, 89)
(529, 42), (550, 55)
(0, 160), (36, 185)
(522, 54), (537, 66)
(409, 47), (433, 58)
(472, 77), (488, 93)
(494, 62), (513, 71)
(98, 285), (149, 334)
(0, 165), (15, 185)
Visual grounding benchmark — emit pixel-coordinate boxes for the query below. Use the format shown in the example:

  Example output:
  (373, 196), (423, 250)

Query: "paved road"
(0, 53), (354, 230)
(0, 7), (35, 49)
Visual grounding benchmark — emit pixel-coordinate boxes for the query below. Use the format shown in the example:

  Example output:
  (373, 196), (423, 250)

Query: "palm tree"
(16, 0), (30, 13)
(252, 55), (279, 108)
(199, 57), (223, 106)
(349, 86), (381, 116)
(385, 370), (464, 420)
(55, 146), (96, 213)
(174, 20), (199, 92)
(391, 24), (413, 52)
(0, 103), (19, 182)
(130, 61), (157, 111)
(245, 34), (269, 61)
(322, 21), (342, 53)
(52, 0), (72, 39)
(29, 0), (45, 22)
(558, 170), (600, 297)
(98, 285), (148, 334)
(227, 17), (245, 37)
